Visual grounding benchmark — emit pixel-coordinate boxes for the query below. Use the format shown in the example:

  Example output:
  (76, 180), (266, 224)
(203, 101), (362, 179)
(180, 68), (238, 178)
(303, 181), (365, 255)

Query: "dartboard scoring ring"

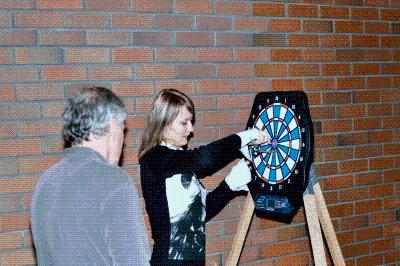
(251, 103), (302, 185)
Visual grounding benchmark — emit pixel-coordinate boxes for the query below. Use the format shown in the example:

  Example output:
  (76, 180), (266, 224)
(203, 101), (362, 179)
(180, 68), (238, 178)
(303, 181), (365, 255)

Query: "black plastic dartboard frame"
(245, 91), (314, 223)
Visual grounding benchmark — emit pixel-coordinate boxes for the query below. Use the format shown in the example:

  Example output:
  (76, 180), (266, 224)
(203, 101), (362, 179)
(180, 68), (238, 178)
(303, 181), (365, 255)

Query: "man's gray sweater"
(30, 147), (150, 265)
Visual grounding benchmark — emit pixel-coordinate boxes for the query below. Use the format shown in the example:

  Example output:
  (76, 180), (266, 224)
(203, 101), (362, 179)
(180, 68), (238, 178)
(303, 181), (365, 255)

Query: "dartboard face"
(252, 103), (302, 185)
(246, 91), (314, 222)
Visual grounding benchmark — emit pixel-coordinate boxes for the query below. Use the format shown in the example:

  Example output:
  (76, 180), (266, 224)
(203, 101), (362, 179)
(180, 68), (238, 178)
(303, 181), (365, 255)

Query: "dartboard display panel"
(246, 91), (314, 223)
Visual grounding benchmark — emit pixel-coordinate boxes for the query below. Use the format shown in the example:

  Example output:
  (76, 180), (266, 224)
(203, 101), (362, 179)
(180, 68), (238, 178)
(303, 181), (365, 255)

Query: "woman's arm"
(141, 134), (242, 179)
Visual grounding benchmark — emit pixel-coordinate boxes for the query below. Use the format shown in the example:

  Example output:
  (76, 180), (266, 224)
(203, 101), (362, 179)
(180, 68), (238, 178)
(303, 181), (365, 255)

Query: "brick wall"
(0, 0), (399, 265)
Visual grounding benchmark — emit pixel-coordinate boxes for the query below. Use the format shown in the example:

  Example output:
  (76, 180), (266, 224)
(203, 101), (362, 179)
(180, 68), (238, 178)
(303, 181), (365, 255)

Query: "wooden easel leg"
(226, 194), (255, 266)
(313, 183), (346, 266)
(303, 193), (328, 266)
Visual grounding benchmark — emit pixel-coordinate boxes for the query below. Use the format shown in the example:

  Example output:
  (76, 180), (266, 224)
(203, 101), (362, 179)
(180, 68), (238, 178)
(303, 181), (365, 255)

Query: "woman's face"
(163, 106), (194, 148)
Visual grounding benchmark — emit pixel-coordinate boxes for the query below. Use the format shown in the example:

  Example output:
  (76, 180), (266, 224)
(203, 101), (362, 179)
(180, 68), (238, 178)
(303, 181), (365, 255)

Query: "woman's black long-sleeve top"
(139, 134), (244, 266)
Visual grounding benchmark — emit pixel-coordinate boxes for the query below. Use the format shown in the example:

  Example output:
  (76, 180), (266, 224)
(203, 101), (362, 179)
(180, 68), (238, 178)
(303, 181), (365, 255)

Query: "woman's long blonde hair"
(139, 89), (195, 159)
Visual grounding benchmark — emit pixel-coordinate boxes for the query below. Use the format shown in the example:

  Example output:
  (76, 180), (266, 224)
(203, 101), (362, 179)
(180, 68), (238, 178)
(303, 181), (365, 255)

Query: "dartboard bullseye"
(252, 103), (302, 185)
(245, 91), (314, 223)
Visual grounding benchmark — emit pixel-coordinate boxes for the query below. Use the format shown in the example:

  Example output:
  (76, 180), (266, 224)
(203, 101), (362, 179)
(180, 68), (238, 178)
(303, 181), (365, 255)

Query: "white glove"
(225, 159), (252, 191)
(236, 128), (259, 147)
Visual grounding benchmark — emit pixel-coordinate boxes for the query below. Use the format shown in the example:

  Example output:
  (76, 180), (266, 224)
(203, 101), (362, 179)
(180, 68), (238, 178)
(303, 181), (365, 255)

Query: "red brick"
(197, 48), (232, 62)
(253, 3), (285, 16)
(155, 81), (196, 95)
(39, 30), (85, 46)
(216, 2), (250, 15)
(133, 32), (173, 46)
(269, 19), (301, 32)
(0, 232), (22, 250)
(254, 64), (286, 77)
(303, 20), (333, 32)
(338, 105), (366, 118)
(357, 254), (383, 266)
(16, 11), (62, 28)
(288, 5), (319, 18)
(383, 223), (400, 237)
(217, 64), (251, 78)
(320, 35), (350, 47)
(369, 211), (396, 225)
(175, 0), (212, 14)
(368, 76), (393, 89)
(0, 103), (41, 120)
(339, 215), (369, 231)
(253, 34), (286, 47)
(20, 156), (62, 174)
(323, 147), (354, 161)
(368, 130), (393, 144)
(113, 48), (153, 63)
(310, 106), (335, 119)
(19, 120), (62, 137)
(259, 239), (310, 258)
(370, 238), (395, 253)
(381, 36), (400, 47)
(90, 66), (132, 81)
(272, 79), (303, 91)
(335, 21), (363, 33)
(0, 30), (36, 46)
(235, 80), (271, 93)
(355, 198), (382, 214)
(156, 15), (193, 30)
(16, 84), (64, 101)
(337, 77), (365, 89)
(324, 174), (353, 189)
(0, 124), (17, 139)
(176, 32), (213, 47)
(380, 8), (400, 20)
(354, 117), (382, 130)
(271, 49), (302, 62)
(86, 0), (129, 10)
(365, 22), (390, 34)
(132, 0), (172, 12)
(198, 80), (233, 95)
(197, 111), (233, 126)
(305, 78), (334, 91)
(87, 31), (131, 46)
(136, 64), (176, 80)
(288, 64), (320, 76)
(234, 48), (268, 62)
(64, 14), (109, 28)
(0, 140), (42, 157)
(288, 34), (319, 47)
(355, 226), (382, 241)
(0, 13), (12, 27)
(0, 0), (34, 9)
(321, 6), (350, 19)
(234, 17), (267, 31)
(217, 95), (253, 109)
(304, 50), (334, 62)
(112, 14), (152, 29)
(0, 86), (15, 101)
(0, 48), (12, 64)
(365, 49), (391, 61)
(339, 159), (368, 174)
(329, 203), (354, 217)
(16, 47), (62, 64)
(177, 64), (214, 79)
(338, 132), (368, 146)
(367, 103), (393, 116)
(0, 248), (36, 266)
(42, 66), (86, 81)
(355, 144), (383, 159)
(322, 63), (350, 76)
(336, 49), (364, 62)
(37, 0), (83, 10)
(351, 7), (379, 19)
(0, 67), (38, 83)
(352, 36), (380, 47)
(380, 89), (399, 102)
(112, 82), (154, 97)
(196, 16), (231, 31)
(0, 176), (39, 195)
(322, 119), (353, 133)
(65, 48), (110, 64)
(217, 33), (250, 47)
(322, 91), (352, 104)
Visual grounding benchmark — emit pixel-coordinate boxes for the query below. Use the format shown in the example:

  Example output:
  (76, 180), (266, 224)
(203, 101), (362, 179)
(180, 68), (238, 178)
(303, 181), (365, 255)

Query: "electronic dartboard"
(245, 91), (314, 223)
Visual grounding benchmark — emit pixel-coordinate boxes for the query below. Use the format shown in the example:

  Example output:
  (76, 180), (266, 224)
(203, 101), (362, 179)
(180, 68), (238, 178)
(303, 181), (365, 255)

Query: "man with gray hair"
(30, 87), (150, 265)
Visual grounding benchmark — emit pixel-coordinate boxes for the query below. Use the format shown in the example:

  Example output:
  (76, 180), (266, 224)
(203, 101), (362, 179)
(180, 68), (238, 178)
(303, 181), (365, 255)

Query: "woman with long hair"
(139, 89), (269, 265)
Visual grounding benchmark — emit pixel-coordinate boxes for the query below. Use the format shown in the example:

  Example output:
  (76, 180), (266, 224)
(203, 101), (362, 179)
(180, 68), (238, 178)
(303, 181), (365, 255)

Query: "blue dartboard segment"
(253, 103), (302, 184)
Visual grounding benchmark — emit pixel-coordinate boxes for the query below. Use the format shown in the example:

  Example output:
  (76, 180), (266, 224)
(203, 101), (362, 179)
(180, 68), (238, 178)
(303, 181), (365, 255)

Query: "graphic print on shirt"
(165, 172), (206, 260)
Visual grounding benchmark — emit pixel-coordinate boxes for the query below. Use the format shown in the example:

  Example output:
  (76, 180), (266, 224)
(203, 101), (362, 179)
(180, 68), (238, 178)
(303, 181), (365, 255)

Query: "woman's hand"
(225, 158), (252, 191)
(251, 130), (270, 145)
(237, 128), (270, 147)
